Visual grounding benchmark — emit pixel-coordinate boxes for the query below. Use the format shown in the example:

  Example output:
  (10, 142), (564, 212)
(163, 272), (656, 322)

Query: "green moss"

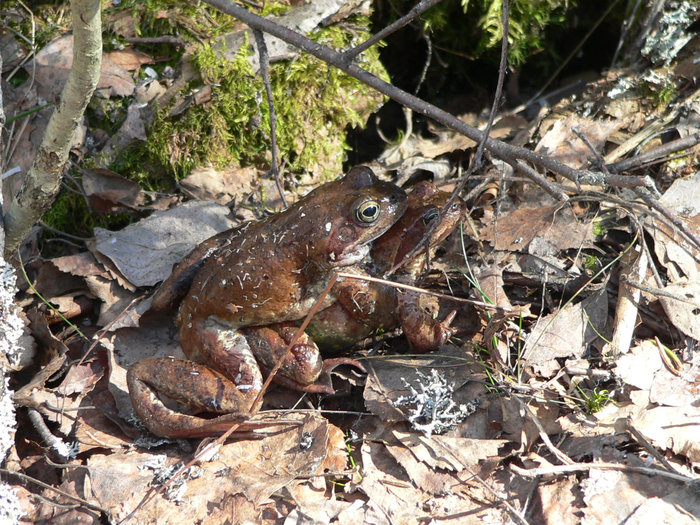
(104, 0), (237, 40)
(144, 19), (388, 180)
(42, 187), (132, 241)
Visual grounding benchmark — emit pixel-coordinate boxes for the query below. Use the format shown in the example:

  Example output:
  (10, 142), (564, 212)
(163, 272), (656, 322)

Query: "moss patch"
(145, 19), (389, 180)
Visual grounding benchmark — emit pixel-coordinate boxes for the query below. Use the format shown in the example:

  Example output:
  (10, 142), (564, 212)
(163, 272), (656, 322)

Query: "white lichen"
(0, 482), (23, 525)
(0, 259), (25, 523)
(396, 369), (479, 437)
(641, 1), (696, 65)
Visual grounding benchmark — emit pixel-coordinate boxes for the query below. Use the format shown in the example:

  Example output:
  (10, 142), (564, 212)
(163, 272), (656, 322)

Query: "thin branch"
(253, 28), (287, 208)
(606, 133), (700, 173)
(510, 461), (697, 486)
(124, 35), (186, 47)
(336, 271), (505, 310)
(341, 0), (444, 62)
(516, 398), (573, 465)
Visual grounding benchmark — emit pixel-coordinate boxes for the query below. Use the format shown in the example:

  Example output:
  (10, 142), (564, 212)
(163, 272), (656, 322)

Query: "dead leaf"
(82, 168), (145, 213)
(522, 287), (608, 365)
(538, 475), (579, 525)
(481, 205), (595, 252)
(106, 49), (155, 71)
(616, 340), (663, 391)
(580, 459), (700, 523)
(98, 103), (150, 164)
(51, 251), (112, 279)
(179, 165), (257, 205)
(93, 200), (234, 287)
(84, 274), (142, 327)
(363, 347), (486, 429)
(633, 405), (700, 466)
(535, 114), (623, 169)
(29, 35), (135, 101)
(86, 414), (337, 522)
(658, 281), (700, 340)
(392, 430), (506, 470)
(104, 317), (184, 420)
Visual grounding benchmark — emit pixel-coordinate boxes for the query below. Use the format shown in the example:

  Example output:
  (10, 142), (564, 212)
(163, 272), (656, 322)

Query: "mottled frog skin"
(127, 167), (407, 438)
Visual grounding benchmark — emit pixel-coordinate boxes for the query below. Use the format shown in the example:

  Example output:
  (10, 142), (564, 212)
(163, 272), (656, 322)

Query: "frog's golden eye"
(356, 200), (381, 223)
(421, 208), (439, 225)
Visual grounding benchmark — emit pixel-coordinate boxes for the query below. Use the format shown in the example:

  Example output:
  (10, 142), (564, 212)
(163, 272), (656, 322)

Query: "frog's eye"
(356, 200), (381, 223)
(421, 209), (439, 225)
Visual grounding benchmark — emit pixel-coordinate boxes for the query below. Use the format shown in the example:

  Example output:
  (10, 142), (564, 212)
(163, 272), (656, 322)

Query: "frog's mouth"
(329, 243), (370, 267)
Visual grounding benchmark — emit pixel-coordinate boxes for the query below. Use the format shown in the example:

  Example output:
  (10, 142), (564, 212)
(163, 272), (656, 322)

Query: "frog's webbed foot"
(127, 358), (257, 439)
(397, 290), (458, 352)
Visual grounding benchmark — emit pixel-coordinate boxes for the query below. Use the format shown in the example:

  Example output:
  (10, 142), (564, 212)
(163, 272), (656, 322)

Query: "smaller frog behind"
(306, 181), (466, 352)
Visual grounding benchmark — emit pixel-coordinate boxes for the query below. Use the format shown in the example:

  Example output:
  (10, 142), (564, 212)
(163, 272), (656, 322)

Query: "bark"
(2, 0), (102, 258)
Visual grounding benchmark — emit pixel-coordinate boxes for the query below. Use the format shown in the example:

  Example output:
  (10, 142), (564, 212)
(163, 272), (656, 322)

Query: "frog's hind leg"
(127, 358), (255, 439)
(127, 317), (266, 438)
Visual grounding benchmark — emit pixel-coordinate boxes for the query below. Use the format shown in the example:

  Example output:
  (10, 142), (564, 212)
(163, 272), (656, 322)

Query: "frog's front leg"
(127, 319), (264, 438)
(396, 289), (457, 352)
(243, 322), (366, 394)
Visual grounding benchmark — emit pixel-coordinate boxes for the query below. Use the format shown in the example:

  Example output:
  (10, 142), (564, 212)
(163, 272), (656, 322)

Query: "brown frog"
(127, 166), (407, 438)
(306, 181), (466, 351)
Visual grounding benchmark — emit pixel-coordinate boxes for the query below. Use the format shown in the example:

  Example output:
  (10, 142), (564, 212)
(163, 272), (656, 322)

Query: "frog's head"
(309, 166), (407, 267)
(371, 181), (466, 274)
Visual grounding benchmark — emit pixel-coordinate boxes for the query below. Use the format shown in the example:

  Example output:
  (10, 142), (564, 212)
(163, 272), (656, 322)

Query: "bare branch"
(3, 0), (102, 257)
(202, 0), (599, 186)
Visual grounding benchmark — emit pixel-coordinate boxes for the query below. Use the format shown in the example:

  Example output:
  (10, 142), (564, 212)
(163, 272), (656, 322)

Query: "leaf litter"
(4, 1), (700, 524)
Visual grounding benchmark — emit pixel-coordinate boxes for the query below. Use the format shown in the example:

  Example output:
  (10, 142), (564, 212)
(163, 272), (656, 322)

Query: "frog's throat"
(330, 243), (370, 267)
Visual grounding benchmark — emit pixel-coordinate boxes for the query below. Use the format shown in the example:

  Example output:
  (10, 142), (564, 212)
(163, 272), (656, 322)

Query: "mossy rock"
(144, 16), (389, 181)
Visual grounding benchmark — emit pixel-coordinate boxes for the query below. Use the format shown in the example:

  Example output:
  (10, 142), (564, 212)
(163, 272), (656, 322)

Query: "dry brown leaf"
(84, 274), (142, 327)
(383, 440), (465, 495)
(93, 200), (234, 288)
(481, 205), (595, 253)
(647, 172), (700, 282)
(359, 440), (494, 524)
(658, 281), (700, 340)
(535, 114), (623, 169)
(51, 251), (112, 279)
(106, 49), (155, 71)
(29, 34), (135, 101)
(104, 317), (183, 420)
(358, 440), (423, 524)
(392, 431), (506, 470)
(86, 414), (335, 523)
(624, 497), (699, 525)
(615, 340), (663, 391)
(363, 346), (486, 430)
(632, 405), (700, 466)
(82, 168), (145, 213)
(538, 474), (579, 525)
(33, 260), (87, 300)
(580, 462), (700, 523)
(649, 362), (699, 407)
(522, 287), (608, 365)
(179, 165), (257, 205)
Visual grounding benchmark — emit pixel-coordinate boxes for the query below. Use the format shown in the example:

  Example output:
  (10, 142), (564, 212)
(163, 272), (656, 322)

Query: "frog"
(305, 181), (466, 352)
(127, 166), (408, 438)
